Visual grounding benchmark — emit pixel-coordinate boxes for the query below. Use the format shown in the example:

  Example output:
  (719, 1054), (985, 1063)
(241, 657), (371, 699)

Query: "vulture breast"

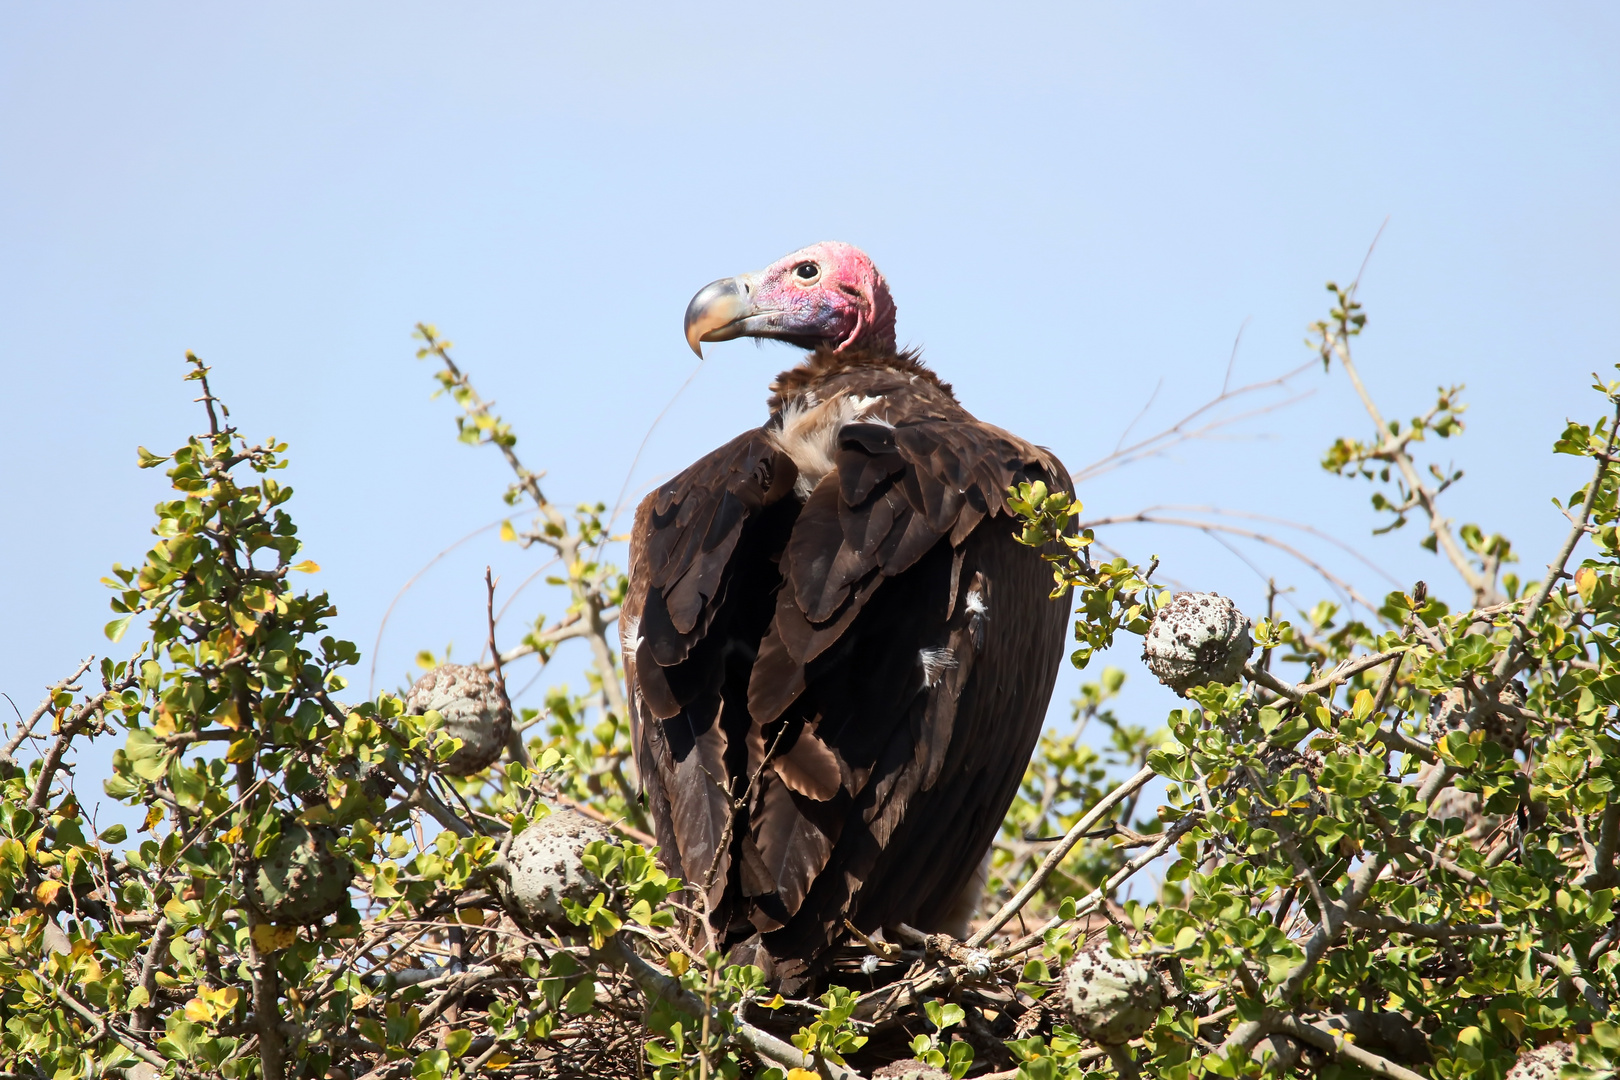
(622, 355), (1071, 991)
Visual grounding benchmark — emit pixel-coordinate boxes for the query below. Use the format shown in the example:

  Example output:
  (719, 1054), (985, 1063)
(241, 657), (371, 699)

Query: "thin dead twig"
(969, 763), (1156, 947)
(1081, 511), (1380, 613)
(369, 519), (504, 697)
(2, 656), (95, 767)
(1074, 360), (1318, 485)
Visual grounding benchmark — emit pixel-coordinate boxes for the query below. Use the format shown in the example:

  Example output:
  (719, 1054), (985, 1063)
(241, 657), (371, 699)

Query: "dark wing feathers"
(625, 383), (1071, 989)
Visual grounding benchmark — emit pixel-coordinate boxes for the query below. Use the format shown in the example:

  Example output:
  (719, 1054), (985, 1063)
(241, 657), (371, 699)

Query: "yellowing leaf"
(484, 1055), (511, 1070)
(290, 560), (321, 573)
(34, 880), (64, 905)
(1577, 566), (1599, 603)
(252, 923), (299, 952)
(788, 1070), (819, 1080)
(499, 520), (517, 542)
(459, 907), (486, 926)
(184, 997), (214, 1022)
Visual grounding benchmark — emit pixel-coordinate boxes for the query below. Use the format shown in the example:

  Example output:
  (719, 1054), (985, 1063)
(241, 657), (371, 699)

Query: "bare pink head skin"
(684, 241), (897, 357)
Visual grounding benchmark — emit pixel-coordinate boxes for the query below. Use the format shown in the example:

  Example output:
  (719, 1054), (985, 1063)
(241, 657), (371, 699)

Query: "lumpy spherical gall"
(493, 808), (612, 931)
(1506, 1042), (1573, 1080)
(247, 821), (355, 924)
(1141, 592), (1253, 696)
(1061, 949), (1163, 1045)
(405, 663), (512, 775)
(1427, 682), (1528, 751)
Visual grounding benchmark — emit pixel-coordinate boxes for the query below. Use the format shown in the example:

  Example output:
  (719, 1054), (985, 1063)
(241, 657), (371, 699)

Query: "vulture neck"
(767, 345), (954, 412)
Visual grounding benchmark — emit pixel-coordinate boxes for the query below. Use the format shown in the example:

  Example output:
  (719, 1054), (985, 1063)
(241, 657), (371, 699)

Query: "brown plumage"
(623, 242), (1072, 990)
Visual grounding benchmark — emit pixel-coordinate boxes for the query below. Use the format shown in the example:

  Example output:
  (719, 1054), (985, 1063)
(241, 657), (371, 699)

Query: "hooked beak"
(683, 273), (764, 356)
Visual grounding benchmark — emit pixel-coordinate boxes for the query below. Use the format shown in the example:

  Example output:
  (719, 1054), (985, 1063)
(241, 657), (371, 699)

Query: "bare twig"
(485, 568), (511, 711)
(1081, 511), (1380, 613)
(1073, 360), (1318, 485)
(968, 763), (1156, 947)
(1, 657), (94, 767)
(368, 520), (504, 697)
(1136, 504), (1401, 587)
(993, 812), (1201, 961)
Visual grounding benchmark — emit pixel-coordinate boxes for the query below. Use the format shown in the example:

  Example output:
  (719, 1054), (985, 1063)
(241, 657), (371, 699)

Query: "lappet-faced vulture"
(622, 242), (1072, 990)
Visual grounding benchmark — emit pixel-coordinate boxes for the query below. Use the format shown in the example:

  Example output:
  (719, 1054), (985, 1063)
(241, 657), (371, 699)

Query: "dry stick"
(1072, 359), (1318, 485)
(367, 518), (505, 696)
(1150, 504), (1402, 587)
(1, 656), (94, 766)
(1080, 512), (1380, 613)
(967, 763), (1156, 948)
(992, 813), (1201, 962)
(484, 568), (510, 709)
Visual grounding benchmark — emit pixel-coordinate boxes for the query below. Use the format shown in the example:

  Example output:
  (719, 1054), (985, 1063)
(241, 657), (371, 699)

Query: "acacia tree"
(2, 281), (1618, 1080)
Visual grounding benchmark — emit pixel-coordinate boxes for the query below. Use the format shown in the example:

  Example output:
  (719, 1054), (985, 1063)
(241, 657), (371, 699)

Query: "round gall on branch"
(405, 663), (512, 775)
(246, 821), (356, 924)
(1141, 591), (1254, 696)
(493, 808), (611, 932)
(1506, 1042), (1575, 1080)
(1061, 948), (1164, 1045)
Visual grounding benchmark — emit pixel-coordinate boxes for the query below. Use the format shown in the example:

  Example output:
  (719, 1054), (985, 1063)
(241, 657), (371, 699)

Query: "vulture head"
(684, 241), (897, 357)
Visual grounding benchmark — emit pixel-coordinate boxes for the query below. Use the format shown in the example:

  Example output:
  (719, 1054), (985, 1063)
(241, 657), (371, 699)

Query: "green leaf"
(411, 1050), (449, 1080)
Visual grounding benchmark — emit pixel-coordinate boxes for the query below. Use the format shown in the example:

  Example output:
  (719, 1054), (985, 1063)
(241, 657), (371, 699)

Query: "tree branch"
(596, 937), (866, 1080)
(967, 763), (1156, 947)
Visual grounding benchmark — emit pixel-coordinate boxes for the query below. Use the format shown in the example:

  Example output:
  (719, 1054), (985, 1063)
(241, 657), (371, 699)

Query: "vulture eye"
(793, 262), (821, 283)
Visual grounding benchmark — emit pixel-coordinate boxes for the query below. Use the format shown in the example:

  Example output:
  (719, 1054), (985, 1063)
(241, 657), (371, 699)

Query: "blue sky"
(3, 4), (1617, 808)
